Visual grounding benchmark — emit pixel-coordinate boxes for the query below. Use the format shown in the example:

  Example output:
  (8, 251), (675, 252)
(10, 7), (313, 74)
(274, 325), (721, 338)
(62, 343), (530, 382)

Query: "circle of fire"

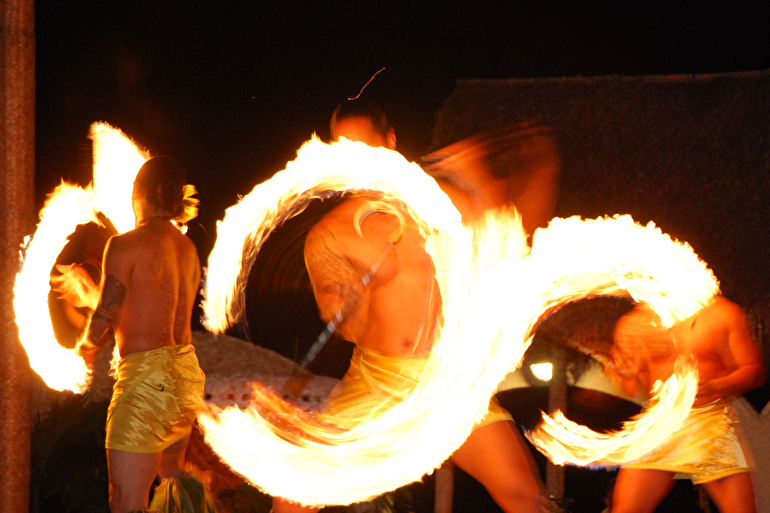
(201, 137), (717, 505)
(519, 215), (715, 467)
(13, 123), (148, 392)
(201, 136), (531, 506)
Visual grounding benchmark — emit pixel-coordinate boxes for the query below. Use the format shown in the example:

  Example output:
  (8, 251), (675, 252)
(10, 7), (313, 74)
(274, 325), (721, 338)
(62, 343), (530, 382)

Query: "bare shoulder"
(700, 296), (749, 328)
(305, 222), (348, 274)
(107, 226), (147, 250)
(174, 228), (200, 256)
(306, 196), (376, 244)
(102, 231), (137, 262)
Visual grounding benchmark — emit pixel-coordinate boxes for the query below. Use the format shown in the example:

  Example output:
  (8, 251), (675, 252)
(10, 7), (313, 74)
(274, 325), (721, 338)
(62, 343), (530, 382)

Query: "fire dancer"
(331, 100), (560, 236)
(52, 156), (214, 513)
(330, 100), (482, 222)
(270, 104), (545, 513)
(609, 297), (765, 513)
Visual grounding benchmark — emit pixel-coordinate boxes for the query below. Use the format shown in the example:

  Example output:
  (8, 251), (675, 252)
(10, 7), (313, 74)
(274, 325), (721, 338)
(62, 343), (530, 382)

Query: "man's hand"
(422, 134), (493, 193)
(75, 335), (100, 369)
(695, 377), (723, 404)
(50, 263), (100, 310)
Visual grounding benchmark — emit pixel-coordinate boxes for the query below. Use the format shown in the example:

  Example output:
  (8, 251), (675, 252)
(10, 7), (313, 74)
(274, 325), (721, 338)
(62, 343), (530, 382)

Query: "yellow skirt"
(106, 344), (205, 453)
(318, 347), (511, 430)
(624, 399), (749, 484)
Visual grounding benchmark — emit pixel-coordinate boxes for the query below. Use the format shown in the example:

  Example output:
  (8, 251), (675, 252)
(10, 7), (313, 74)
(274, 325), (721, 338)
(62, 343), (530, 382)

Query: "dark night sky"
(34, 1), (770, 258)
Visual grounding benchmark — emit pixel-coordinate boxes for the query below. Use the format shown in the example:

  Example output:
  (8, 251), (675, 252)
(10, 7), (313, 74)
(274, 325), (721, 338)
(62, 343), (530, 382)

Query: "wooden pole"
(434, 460), (454, 513)
(545, 346), (567, 506)
(0, 0), (35, 511)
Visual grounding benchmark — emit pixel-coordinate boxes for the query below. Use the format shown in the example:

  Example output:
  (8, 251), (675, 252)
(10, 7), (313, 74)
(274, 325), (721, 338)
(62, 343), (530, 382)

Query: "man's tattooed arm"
(75, 275), (127, 357)
(304, 226), (368, 341)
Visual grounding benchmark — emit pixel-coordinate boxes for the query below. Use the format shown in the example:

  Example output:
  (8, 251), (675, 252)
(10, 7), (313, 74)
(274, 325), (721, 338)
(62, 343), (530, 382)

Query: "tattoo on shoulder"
(86, 275), (127, 344)
(305, 227), (360, 290)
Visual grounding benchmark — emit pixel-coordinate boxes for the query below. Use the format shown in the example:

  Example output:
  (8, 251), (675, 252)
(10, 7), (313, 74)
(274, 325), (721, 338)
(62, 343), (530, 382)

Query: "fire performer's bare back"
(95, 220), (200, 358)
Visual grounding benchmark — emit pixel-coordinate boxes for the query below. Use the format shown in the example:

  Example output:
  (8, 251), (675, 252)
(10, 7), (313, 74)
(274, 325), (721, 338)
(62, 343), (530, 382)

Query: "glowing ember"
(13, 122), (149, 392)
(202, 138), (716, 504)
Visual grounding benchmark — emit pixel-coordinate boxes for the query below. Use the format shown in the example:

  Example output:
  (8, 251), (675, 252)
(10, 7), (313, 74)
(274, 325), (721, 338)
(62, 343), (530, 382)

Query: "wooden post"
(545, 346), (567, 506)
(0, 0), (35, 511)
(434, 460), (454, 513)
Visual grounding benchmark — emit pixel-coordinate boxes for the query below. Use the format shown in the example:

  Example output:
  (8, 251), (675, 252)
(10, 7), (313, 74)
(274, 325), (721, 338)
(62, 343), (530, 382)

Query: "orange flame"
(200, 137), (531, 505)
(518, 215), (714, 466)
(200, 137), (717, 505)
(13, 122), (149, 392)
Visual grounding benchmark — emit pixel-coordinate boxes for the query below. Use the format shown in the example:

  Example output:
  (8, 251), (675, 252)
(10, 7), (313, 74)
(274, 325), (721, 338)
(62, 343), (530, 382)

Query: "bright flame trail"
(200, 137), (717, 505)
(201, 137), (531, 506)
(13, 122), (148, 392)
(519, 215), (714, 467)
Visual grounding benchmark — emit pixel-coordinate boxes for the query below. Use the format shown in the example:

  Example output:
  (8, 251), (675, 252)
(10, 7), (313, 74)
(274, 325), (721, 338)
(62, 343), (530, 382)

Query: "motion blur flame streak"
(200, 137), (531, 506)
(524, 216), (719, 329)
(522, 215), (716, 467)
(200, 139), (718, 505)
(91, 123), (150, 233)
(528, 364), (697, 467)
(200, 138), (716, 504)
(13, 122), (149, 392)
(203, 136), (464, 333)
(13, 185), (99, 392)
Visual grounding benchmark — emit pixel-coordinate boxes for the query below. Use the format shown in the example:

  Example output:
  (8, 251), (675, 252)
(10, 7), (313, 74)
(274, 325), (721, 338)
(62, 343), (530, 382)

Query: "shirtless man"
(270, 104), (544, 513)
(610, 297), (765, 513)
(54, 156), (209, 513)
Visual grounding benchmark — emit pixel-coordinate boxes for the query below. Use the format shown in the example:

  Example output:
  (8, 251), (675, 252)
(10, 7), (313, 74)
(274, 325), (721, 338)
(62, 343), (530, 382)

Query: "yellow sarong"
(624, 398), (750, 484)
(107, 344), (205, 453)
(318, 347), (511, 430)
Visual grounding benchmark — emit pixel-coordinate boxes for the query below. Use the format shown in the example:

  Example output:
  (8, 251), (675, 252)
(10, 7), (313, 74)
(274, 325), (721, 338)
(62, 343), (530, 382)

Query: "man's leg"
(159, 433), (191, 479)
(450, 420), (541, 513)
(702, 473), (756, 513)
(610, 468), (675, 513)
(106, 448), (162, 513)
(148, 432), (220, 513)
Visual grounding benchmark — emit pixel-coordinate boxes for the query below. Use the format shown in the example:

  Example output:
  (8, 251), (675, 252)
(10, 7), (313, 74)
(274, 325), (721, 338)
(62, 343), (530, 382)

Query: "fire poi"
(13, 122), (149, 392)
(200, 136), (528, 505)
(16, 125), (719, 506)
(519, 215), (712, 467)
(200, 136), (715, 505)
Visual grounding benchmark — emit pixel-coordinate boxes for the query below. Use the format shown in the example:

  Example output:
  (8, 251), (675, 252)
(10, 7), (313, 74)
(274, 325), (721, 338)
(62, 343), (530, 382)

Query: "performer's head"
(613, 304), (675, 361)
(133, 156), (187, 221)
(331, 100), (396, 150)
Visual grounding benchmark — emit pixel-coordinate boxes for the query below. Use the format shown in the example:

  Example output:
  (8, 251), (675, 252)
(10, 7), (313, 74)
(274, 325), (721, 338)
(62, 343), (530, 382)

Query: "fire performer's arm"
(304, 224), (369, 344)
(75, 237), (131, 366)
(695, 299), (765, 403)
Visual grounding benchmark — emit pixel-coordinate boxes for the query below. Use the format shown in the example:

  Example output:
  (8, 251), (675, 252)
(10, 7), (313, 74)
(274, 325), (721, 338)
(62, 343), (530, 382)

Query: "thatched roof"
(430, 71), (770, 306)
